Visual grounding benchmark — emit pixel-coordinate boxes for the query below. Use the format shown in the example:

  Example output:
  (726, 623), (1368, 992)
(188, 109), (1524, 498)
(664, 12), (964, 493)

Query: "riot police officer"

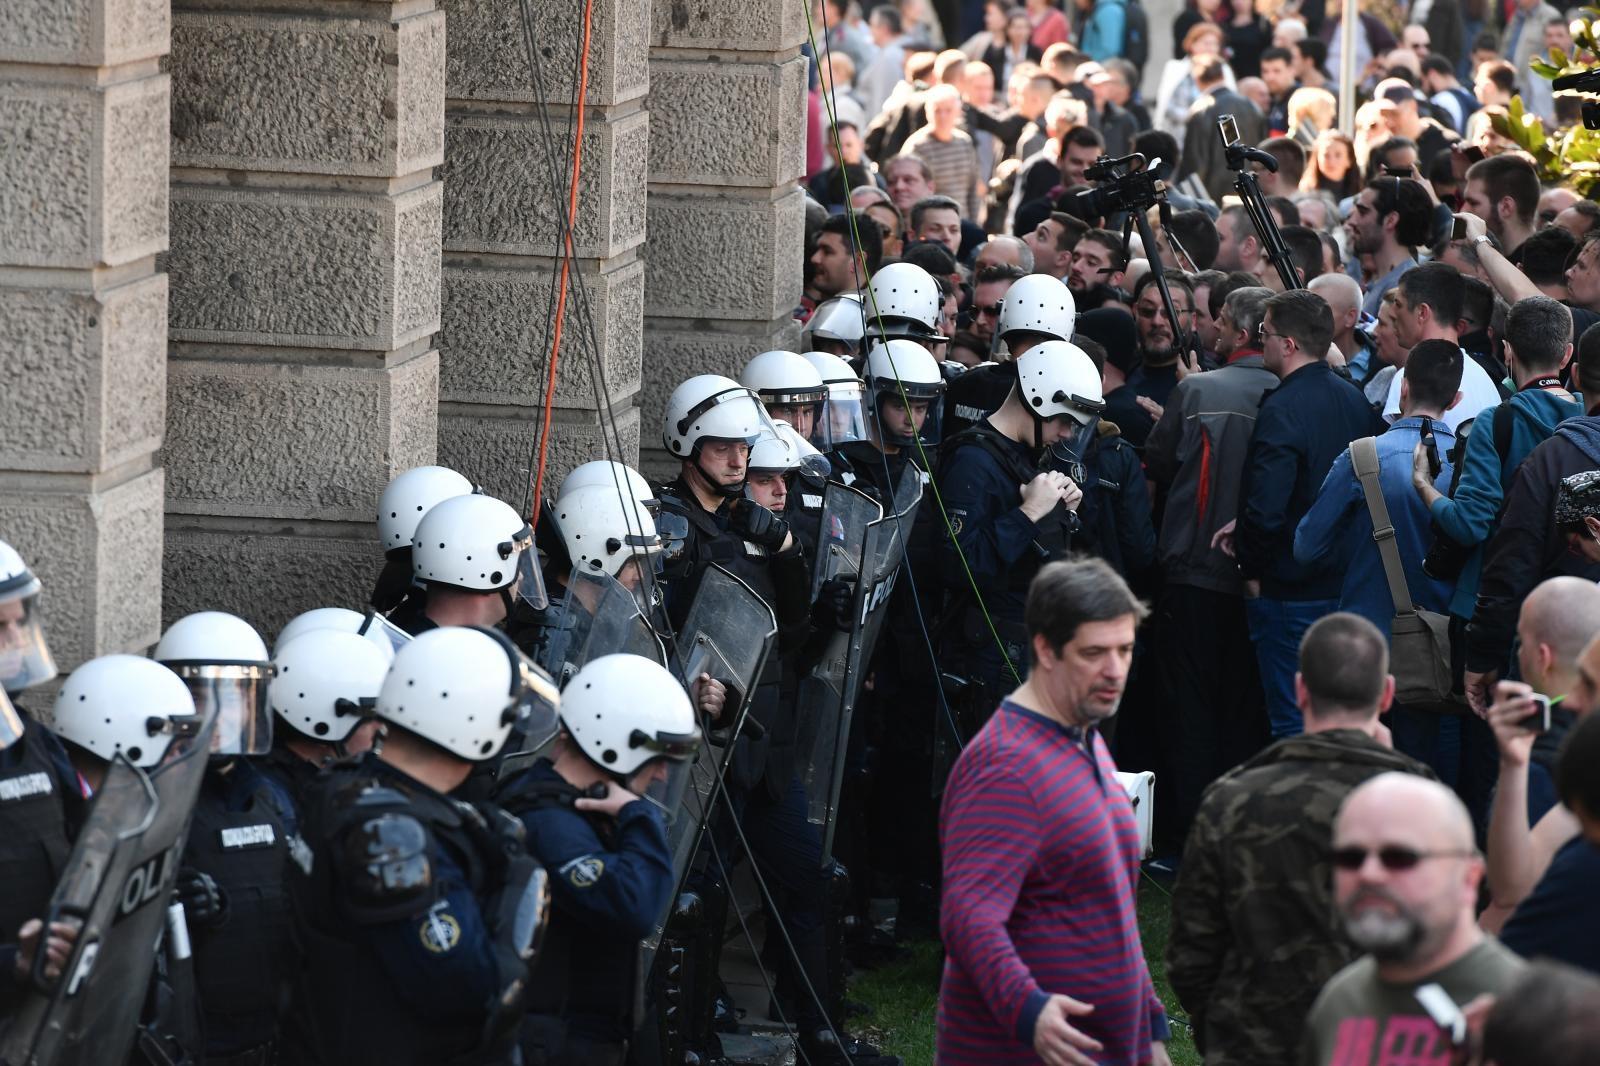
(372, 465), (475, 624)
(291, 626), (558, 1066)
(803, 295), (866, 358)
(404, 491), (543, 635)
(741, 350), (829, 446)
(944, 272), (1077, 438)
(497, 653), (699, 1066)
(937, 339), (1102, 702)
(827, 340), (947, 507)
(0, 540), (82, 1017)
(156, 611), (298, 1065)
(859, 262), (947, 353)
(801, 351), (871, 455)
(258, 628), (390, 802)
(272, 605), (410, 660)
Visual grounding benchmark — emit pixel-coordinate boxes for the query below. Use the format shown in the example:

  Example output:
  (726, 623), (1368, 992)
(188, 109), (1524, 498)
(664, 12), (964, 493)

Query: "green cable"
(802, 3), (1024, 690)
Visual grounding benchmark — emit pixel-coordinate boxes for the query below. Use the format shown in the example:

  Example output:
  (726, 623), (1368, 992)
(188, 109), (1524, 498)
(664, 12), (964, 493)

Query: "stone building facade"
(0, 0), (802, 675)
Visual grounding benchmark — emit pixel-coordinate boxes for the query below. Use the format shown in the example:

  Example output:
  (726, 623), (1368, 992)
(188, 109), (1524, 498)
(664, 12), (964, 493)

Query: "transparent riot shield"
(815, 467), (922, 864)
(643, 566), (776, 964)
(795, 484), (882, 834)
(1, 706), (218, 1066)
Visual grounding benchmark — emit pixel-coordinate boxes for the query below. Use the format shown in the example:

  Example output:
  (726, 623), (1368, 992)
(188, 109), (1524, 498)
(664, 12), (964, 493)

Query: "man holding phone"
(1481, 577), (1600, 941)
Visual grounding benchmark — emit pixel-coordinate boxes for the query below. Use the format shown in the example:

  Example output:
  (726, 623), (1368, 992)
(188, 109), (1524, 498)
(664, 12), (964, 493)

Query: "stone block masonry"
(0, 0), (171, 681)
(163, 0), (444, 640)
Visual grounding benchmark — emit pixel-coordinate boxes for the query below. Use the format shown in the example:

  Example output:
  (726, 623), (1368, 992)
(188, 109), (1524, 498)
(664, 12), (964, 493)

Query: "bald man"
(1308, 273), (1372, 388)
(1304, 774), (1525, 1063)
(972, 235), (1034, 274)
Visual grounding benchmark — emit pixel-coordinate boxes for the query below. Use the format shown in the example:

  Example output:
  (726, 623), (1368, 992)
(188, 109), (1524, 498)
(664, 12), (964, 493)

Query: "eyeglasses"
(1330, 845), (1477, 872)
(1258, 326), (1292, 344)
(974, 301), (1005, 317)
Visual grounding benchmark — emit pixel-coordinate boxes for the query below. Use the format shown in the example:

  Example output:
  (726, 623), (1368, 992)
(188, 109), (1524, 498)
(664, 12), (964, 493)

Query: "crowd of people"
(794, 0), (1600, 1061)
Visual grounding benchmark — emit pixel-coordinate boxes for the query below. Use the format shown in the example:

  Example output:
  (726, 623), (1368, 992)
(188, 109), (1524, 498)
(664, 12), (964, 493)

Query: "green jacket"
(1166, 729), (1434, 1065)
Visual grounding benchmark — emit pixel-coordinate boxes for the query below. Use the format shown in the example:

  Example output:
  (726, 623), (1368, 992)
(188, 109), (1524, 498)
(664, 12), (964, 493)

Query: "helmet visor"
(510, 528), (549, 611)
(873, 386), (945, 448)
(0, 588), (56, 694)
(0, 687), (23, 752)
(815, 383), (869, 450)
(509, 652), (562, 753)
(358, 612), (412, 656)
(1048, 415), (1101, 474)
(627, 742), (701, 822)
(171, 663), (275, 756)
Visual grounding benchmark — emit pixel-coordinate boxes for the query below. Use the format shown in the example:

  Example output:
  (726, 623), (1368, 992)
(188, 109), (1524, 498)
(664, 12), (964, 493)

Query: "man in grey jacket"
(1144, 285), (1278, 846)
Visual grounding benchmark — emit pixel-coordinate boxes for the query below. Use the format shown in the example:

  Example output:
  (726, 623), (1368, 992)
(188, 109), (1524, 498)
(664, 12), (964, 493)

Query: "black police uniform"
(942, 361), (1016, 439)
(291, 752), (538, 1066)
(937, 422), (1078, 701)
(0, 716), (83, 1017)
(181, 760), (299, 1063)
(497, 760), (674, 1066)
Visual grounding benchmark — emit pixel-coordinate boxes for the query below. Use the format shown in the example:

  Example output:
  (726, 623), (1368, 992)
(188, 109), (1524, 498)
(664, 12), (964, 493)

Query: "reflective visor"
(358, 611), (413, 655)
(168, 663), (274, 756)
(509, 652), (562, 752)
(814, 385), (868, 450)
(0, 590), (56, 694)
(507, 526), (549, 611)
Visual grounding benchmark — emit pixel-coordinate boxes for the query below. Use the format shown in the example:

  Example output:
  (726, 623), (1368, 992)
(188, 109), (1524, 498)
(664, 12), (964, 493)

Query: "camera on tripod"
(1552, 68), (1600, 129)
(1074, 152), (1166, 219)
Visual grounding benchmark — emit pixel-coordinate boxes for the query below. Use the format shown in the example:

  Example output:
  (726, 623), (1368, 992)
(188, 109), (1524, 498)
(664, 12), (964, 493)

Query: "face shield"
(0, 580), (56, 695)
(358, 611), (413, 655)
(872, 384), (945, 448)
(1046, 414), (1102, 479)
(169, 662), (275, 757)
(508, 650), (562, 754)
(623, 728), (702, 821)
(814, 382), (869, 450)
(0, 687), (23, 752)
(503, 524), (548, 611)
(151, 709), (210, 765)
(656, 511), (690, 569)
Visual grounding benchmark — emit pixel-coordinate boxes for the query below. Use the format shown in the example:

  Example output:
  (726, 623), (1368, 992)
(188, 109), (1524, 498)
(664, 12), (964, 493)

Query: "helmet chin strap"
(690, 448), (746, 498)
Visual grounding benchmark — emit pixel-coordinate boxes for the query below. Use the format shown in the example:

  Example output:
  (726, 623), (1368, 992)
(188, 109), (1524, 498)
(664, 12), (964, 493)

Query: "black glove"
(175, 867), (228, 930)
(817, 575), (857, 632)
(728, 498), (789, 552)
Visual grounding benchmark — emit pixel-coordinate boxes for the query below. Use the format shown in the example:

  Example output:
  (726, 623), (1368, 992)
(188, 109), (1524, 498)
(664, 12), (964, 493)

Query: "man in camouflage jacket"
(1165, 613), (1435, 1064)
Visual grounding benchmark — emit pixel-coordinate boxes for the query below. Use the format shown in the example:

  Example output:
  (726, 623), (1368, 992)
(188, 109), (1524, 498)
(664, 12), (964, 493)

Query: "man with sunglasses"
(1168, 612), (1433, 1066)
(1305, 772), (1525, 1064)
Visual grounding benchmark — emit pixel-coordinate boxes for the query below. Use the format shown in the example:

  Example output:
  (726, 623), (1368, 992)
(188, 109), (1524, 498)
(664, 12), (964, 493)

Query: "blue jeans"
(1245, 596), (1338, 738)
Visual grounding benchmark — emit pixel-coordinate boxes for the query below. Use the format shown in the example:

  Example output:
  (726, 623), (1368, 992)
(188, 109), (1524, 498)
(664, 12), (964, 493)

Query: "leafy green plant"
(1515, 12), (1600, 195)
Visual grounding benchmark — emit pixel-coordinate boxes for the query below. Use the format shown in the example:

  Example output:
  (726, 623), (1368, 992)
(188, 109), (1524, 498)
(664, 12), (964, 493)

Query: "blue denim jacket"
(1293, 416), (1457, 638)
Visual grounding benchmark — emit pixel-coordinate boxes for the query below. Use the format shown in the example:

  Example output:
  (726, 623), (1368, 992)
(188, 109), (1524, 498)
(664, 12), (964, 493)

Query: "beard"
(1341, 890), (1427, 962)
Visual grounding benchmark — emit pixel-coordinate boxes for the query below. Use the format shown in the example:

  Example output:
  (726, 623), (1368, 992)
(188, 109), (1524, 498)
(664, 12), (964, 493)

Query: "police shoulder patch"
(560, 854), (605, 889)
(948, 510), (965, 536)
(419, 906), (462, 954)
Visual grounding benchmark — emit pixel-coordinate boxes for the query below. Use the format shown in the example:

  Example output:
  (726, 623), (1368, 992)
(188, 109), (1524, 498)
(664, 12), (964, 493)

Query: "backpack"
(1122, 0), (1150, 76)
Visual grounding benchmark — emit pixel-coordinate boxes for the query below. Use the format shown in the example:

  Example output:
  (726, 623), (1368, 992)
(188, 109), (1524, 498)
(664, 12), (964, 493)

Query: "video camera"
(1551, 68), (1600, 129)
(1075, 152), (1166, 219)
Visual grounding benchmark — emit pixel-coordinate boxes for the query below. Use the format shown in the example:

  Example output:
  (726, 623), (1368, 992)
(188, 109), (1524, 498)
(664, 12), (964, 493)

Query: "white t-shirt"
(1383, 352), (1503, 432)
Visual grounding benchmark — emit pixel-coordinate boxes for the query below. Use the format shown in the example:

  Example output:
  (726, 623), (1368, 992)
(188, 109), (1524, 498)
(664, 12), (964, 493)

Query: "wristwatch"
(1471, 234), (1492, 247)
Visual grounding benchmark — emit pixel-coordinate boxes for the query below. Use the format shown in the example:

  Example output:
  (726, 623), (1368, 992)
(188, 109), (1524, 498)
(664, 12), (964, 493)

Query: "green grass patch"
(848, 879), (1200, 1066)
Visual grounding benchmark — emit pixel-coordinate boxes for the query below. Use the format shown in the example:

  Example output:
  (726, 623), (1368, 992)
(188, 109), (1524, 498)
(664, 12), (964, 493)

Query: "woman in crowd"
(1224, 0), (1273, 78)
(1025, 0), (1071, 49)
(1171, 0), (1225, 60)
(1300, 129), (1362, 201)
(1156, 23), (1235, 146)
(1287, 85), (1337, 146)
(982, 7), (1041, 87)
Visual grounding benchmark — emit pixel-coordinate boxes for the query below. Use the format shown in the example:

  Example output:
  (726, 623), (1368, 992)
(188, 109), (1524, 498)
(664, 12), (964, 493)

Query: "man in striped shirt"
(939, 558), (1172, 1065)
(900, 84), (982, 222)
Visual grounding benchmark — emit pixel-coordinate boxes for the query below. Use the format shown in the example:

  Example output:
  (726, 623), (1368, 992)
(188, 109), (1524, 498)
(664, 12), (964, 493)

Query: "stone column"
(163, 1), (445, 637)
(0, 1), (172, 674)
(435, 0), (649, 506)
(640, 0), (808, 472)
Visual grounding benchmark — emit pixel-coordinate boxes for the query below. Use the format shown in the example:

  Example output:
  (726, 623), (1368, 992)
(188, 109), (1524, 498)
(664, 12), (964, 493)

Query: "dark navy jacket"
(1235, 361), (1385, 601)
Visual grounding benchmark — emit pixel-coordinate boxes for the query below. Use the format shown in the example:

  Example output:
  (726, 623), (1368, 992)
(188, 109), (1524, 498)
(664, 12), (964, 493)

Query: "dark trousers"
(1152, 584), (1269, 849)
(1387, 707), (1499, 840)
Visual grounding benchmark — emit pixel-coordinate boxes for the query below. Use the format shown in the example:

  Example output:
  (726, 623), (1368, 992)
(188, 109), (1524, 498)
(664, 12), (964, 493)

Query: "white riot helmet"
(269, 630), (391, 745)
(801, 351), (869, 449)
(412, 493), (546, 611)
(1016, 340), (1106, 460)
(376, 626), (560, 762)
(997, 274), (1077, 348)
(377, 466), (476, 555)
(741, 351), (828, 444)
(156, 611), (275, 757)
(552, 484), (662, 582)
(558, 654), (700, 817)
(804, 295), (867, 355)
(272, 607), (409, 661)
(557, 461), (657, 512)
(0, 539), (56, 694)
(864, 263), (947, 343)
(749, 421), (829, 479)
(54, 655), (202, 768)
(661, 375), (779, 497)
(862, 339), (948, 447)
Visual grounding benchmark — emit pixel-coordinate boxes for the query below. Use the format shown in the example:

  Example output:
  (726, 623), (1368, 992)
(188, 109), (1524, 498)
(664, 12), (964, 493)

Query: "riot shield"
(795, 484), (881, 835)
(813, 466), (922, 864)
(644, 566), (776, 959)
(1, 707), (218, 1066)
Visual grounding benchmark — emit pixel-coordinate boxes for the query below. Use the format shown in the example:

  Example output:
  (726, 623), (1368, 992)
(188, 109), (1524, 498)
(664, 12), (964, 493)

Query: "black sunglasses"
(1331, 845), (1475, 872)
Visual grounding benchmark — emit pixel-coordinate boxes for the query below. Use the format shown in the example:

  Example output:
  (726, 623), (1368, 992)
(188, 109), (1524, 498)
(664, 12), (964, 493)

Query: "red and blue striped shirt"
(938, 699), (1167, 1065)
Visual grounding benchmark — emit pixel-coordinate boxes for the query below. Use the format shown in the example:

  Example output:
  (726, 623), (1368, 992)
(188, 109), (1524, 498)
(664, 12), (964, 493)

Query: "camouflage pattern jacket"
(1165, 729), (1434, 1065)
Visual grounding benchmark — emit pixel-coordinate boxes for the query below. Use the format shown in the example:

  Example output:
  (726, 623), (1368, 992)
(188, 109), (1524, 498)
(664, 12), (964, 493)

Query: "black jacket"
(1178, 89), (1266, 206)
(1467, 417), (1600, 673)
(1235, 361), (1385, 600)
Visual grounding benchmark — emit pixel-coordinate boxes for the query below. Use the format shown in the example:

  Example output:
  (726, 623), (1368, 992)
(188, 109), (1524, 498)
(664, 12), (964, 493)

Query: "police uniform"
(0, 716), (83, 1016)
(182, 759), (299, 1063)
(496, 760), (673, 1066)
(291, 752), (537, 1066)
(942, 361), (1015, 440)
